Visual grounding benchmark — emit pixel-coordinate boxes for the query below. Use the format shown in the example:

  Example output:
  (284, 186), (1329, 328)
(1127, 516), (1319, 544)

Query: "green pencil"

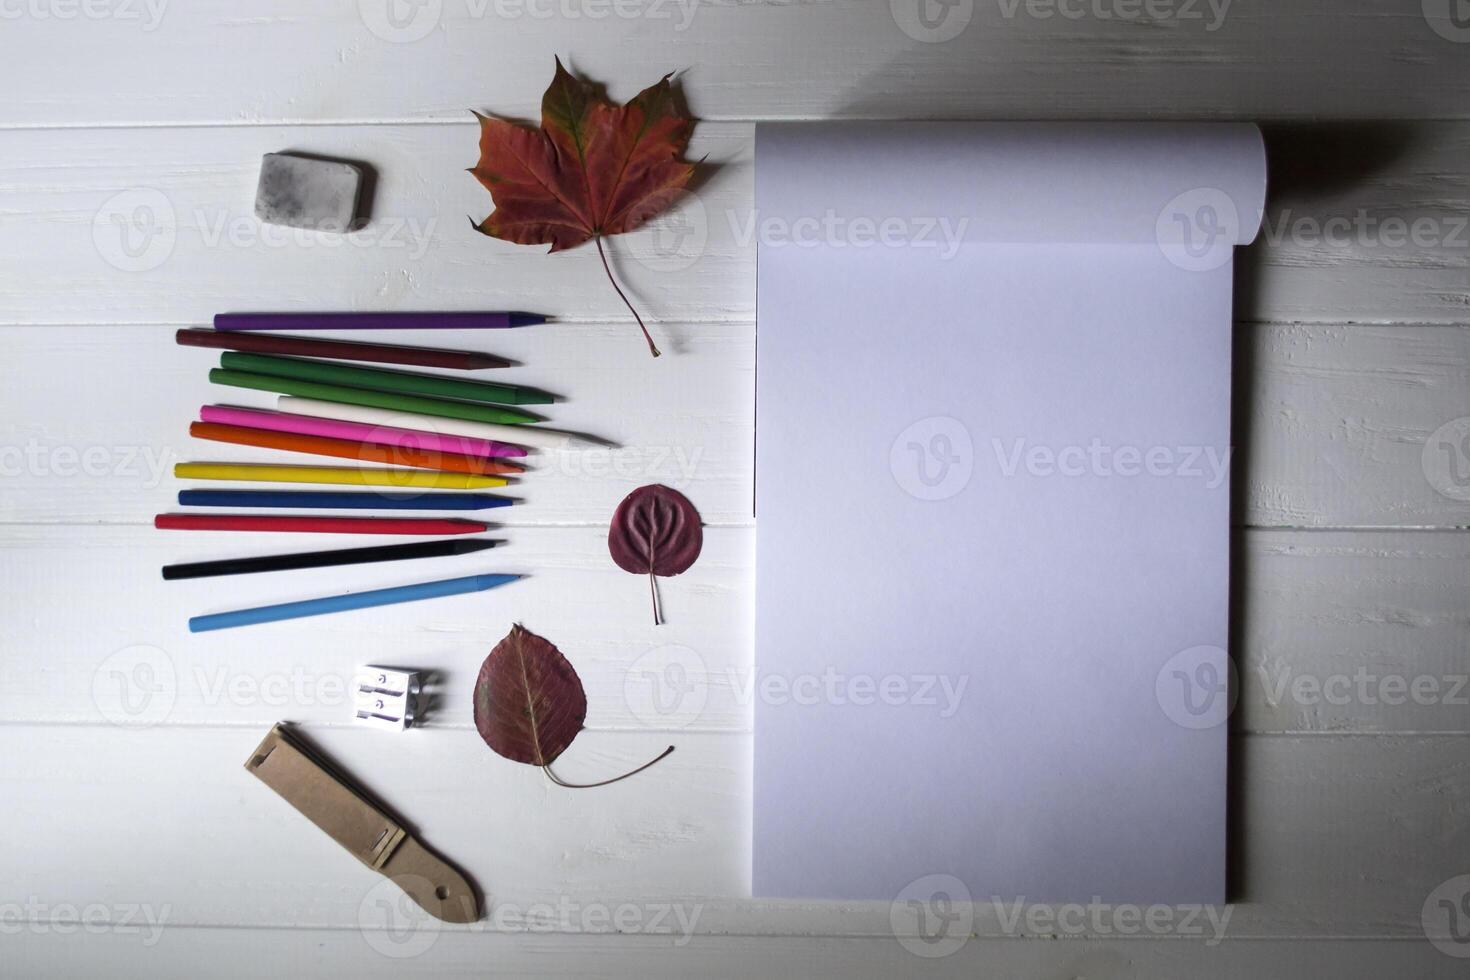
(208, 369), (542, 425)
(219, 351), (553, 406)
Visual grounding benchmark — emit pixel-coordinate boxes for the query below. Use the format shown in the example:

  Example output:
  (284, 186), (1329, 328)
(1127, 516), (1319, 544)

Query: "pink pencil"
(199, 406), (528, 459)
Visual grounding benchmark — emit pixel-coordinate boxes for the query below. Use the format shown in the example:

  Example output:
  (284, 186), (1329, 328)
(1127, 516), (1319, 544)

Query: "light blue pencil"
(188, 573), (519, 632)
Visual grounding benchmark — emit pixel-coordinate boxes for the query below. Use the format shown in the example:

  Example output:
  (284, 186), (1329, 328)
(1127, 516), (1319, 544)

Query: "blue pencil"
(188, 573), (520, 632)
(178, 489), (512, 511)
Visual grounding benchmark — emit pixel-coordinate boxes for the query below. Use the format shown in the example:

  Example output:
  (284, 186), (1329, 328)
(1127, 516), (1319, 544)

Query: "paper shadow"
(1226, 121), (1419, 904)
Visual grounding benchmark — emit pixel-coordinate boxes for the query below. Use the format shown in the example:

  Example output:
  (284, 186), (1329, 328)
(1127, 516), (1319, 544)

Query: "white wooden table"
(2, 3), (1468, 977)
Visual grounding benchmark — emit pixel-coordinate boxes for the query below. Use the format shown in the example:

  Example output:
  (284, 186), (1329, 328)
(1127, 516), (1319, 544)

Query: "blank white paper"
(753, 123), (1266, 903)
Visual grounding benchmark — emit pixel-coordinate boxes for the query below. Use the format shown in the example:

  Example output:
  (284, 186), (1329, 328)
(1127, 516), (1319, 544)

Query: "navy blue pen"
(178, 489), (512, 511)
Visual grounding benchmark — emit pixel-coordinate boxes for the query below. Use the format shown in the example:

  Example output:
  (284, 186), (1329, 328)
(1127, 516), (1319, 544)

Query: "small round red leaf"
(608, 484), (703, 577)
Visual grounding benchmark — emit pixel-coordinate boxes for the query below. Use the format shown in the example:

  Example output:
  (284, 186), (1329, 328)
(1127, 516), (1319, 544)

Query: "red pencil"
(153, 514), (487, 535)
(175, 329), (509, 370)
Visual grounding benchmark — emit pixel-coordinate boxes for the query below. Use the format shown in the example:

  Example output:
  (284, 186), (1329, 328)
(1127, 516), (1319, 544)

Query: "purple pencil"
(199, 405), (528, 459)
(214, 312), (544, 331)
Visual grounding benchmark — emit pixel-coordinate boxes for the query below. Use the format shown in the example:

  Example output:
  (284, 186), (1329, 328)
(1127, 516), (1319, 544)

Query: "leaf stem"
(595, 234), (661, 358)
(649, 571), (663, 626)
(543, 745), (676, 789)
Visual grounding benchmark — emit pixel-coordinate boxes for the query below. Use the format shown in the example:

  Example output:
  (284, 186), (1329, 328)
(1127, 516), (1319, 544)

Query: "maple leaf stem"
(596, 234), (661, 358)
(543, 745), (676, 789)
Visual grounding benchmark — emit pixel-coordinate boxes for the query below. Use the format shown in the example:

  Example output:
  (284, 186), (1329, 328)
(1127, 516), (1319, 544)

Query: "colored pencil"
(209, 369), (542, 425)
(214, 312), (543, 331)
(176, 329), (510, 370)
(174, 463), (508, 489)
(177, 490), (511, 511)
(219, 352), (553, 406)
(163, 538), (500, 580)
(188, 572), (520, 632)
(155, 514), (487, 535)
(199, 406), (527, 459)
(188, 422), (523, 476)
(277, 397), (598, 451)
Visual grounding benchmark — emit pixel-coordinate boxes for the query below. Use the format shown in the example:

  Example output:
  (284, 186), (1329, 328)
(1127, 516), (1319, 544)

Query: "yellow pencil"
(174, 463), (509, 490)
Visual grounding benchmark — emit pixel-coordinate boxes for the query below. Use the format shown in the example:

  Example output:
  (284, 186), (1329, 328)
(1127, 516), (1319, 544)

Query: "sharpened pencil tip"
(507, 313), (547, 327)
(453, 539), (500, 554)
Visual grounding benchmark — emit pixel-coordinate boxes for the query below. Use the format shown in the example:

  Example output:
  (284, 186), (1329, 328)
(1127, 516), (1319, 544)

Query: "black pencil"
(161, 537), (499, 580)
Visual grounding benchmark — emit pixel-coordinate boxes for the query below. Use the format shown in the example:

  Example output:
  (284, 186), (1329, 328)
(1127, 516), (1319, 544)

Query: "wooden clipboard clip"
(244, 724), (479, 923)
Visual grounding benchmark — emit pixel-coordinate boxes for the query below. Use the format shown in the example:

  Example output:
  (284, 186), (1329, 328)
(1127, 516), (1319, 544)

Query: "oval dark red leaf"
(473, 624), (587, 767)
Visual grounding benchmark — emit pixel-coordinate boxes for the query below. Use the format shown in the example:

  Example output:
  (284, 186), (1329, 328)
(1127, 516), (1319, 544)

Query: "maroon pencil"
(154, 514), (488, 535)
(175, 329), (509, 370)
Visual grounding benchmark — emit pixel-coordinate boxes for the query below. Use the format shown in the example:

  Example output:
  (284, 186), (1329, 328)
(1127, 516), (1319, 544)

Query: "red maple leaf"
(470, 59), (696, 357)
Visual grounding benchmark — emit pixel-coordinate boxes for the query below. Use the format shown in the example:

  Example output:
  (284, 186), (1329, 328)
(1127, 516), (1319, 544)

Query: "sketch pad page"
(753, 123), (1266, 903)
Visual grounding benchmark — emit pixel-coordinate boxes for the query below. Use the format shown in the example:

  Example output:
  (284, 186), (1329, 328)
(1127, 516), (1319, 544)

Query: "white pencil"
(276, 397), (601, 451)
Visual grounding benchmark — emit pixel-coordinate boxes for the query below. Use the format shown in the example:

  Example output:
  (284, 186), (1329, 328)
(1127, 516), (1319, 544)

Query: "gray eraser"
(254, 152), (364, 232)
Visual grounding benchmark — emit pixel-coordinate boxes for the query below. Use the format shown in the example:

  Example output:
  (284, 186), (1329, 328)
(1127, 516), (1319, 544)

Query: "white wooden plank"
(3, 525), (1465, 736)
(0, 322), (755, 526)
(0, 525), (752, 731)
(0, 724), (1464, 939)
(1243, 123), (1470, 324)
(1, 1), (1466, 127)
(6, 932), (1463, 980)
(1, 123), (1467, 327)
(1237, 530), (1470, 734)
(1243, 323), (1470, 528)
(3, 322), (1466, 528)
(0, 123), (752, 324)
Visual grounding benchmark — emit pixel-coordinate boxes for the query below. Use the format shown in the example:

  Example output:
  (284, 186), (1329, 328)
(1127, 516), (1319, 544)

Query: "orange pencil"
(188, 422), (524, 476)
